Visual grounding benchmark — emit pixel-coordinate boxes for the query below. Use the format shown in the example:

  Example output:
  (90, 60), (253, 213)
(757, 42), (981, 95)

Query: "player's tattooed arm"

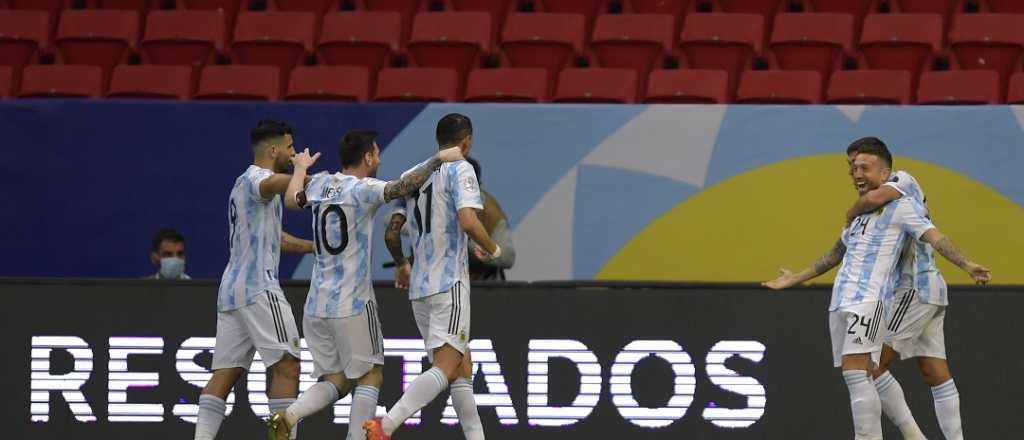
(382, 146), (465, 202)
(762, 239), (846, 290)
(846, 185), (902, 223)
(920, 228), (992, 284)
(281, 231), (314, 254)
(385, 213), (412, 289)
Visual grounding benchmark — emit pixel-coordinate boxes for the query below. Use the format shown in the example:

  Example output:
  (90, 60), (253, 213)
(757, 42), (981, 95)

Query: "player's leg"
(871, 344), (926, 440)
(451, 348), (485, 440)
(196, 310), (256, 440)
(270, 316), (354, 440)
(343, 302), (386, 440)
(834, 302), (885, 440)
(367, 293), (458, 439)
(913, 307), (962, 440)
(242, 292), (303, 438)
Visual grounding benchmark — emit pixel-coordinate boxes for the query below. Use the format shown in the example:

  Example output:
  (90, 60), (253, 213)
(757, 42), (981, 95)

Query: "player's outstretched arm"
(385, 213), (411, 289)
(284, 148), (320, 210)
(382, 146), (464, 202)
(920, 228), (991, 284)
(846, 185), (902, 223)
(459, 208), (500, 261)
(762, 239), (846, 290)
(281, 231), (314, 254)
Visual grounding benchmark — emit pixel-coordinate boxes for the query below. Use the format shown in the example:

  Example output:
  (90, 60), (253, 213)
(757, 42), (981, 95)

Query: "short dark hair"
(250, 119), (293, 148)
(846, 136), (893, 167)
(339, 129), (379, 168)
(151, 228), (185, 252)
(466, 156), (481, 184)
(436, 113), (473, 147)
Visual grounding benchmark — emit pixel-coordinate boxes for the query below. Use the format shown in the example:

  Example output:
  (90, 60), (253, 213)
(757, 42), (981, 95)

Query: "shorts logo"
(459, 330), (467, 343)
(291, 338), (300, 350)
(852, 337), (864, 345)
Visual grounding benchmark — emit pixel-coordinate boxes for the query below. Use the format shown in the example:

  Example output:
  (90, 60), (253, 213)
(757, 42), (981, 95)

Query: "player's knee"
(272, 355), (301, 379)
(917, 359), (951, 387)
(358, 365), (384, 388)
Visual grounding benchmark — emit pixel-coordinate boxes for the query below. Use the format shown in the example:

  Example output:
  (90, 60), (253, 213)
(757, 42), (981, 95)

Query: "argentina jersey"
(217, 165), (283, 311)
(303, 173), (388, 318)
(830, 196), (936, 311)
(394, 160), (483, 300)
(886, 171), (948, 306)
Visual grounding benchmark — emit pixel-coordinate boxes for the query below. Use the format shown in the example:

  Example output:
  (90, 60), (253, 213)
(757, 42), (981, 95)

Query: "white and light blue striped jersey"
(393, 160), (483, 300)
(302, 172), (388, 318)
(886, 171), (948, 306)
(218, 165), (283, 311)
(830, 196), (936, 311)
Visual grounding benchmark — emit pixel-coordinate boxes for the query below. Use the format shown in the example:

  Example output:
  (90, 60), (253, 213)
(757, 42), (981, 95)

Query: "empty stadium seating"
(55, 10), (140, 86)
(0, 66), (11, 99)
(770, 13), (853, 88)
(317, 11), (402, 78)
(195, 65), (281, 101)
(1007, 72), (1024, 104)
(141, 10), (225, 69)
(407, 11), (491, 90)
(501, 12), (586, 85)
(285, 66), (371, 102)
(826, 70), (912, 104)
(948, 13), (1024, 96)
(107, 65), (193, 100)
(590, 13), (674, 92)
(643, 68), (728, 104)
(374, 67), (458, 101)
(553, 67), (638, 103)
(464, 67), (548, 102)
(735, 70), (822, 104)
(916, 70), (999, 104)
(0, 10), (50, 91)
(19, 65), (103, 98)
(859, 14), (943, 87)
(680, 13), (764, 99)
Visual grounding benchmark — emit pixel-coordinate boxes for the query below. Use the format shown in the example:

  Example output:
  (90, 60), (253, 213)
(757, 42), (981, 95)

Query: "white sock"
(451, 377), (485, 440)
(382, 367), (448, 435)
(874, 371), (926, 439)
(269, 397), (298, 439)
(194, 394), (226, 440)
(347, 385), (380, 440)
(843, 370), (883, 440)
(932, 379), (963, 440)
(286, 382), (341, 427)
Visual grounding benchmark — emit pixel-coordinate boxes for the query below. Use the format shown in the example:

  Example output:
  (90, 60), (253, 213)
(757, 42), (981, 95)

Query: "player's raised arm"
(381, 146), (464, 202)
(919, 229), (991, 284)
(762, 238), (847, 290)
(384, 211), (410, 289)
(845, 185), (902, 223)
(284, 148), (320, 210)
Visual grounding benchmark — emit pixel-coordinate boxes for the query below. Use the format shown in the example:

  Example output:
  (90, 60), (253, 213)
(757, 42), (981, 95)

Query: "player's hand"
(964, 262), (991, 285)
(473, 244), (500, 262)
(291, 148), (321, 170)
(761, 268), (800, 290)
(437, 146), (464, 163)
(395, 261), (412, 290)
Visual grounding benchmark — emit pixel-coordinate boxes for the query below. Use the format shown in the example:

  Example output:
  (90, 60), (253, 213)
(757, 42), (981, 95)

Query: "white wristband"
(489, 244), (501, 260)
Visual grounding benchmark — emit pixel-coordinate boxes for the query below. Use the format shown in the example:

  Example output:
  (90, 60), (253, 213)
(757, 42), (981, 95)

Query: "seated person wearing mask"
(147, 228), (191, 280)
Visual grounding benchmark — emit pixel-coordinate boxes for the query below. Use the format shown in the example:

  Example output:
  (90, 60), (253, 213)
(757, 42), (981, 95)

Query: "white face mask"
(159, 257), (186, 279)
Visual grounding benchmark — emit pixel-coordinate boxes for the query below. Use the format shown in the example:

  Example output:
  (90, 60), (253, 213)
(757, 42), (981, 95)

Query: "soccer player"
(265, 130), (465, 440)
(365, 113), (500, 440)
(194, 120), (315, 440)
(841, 138), (978, 440)
(763, 139), (989, 440)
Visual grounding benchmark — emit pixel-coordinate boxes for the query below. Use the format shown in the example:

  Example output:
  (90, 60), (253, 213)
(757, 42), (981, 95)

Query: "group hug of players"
(190, 112), (989, 440)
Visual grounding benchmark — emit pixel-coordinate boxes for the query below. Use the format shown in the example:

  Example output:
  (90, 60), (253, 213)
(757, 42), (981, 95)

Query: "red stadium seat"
(195, 65), (280, 101)
(270, 0), (338, 14)
(107, 65), (193, 99)
(18, 64), (103, 98)
(718, 0), (784, 39)
(679, 13), (764, 99)
(534, 0), (608, 35)
(735, 70), (822, 104)
(7, 0), (62, 37)
(0, 11), (50, 91)
(464, 67), (548, 102)
(91, 0), (162, 14)
(55, 10), (140, 87)
(626, 0), (692, 36)
(317, 11), (401, 79)
(1007, 72), (1024, 104)
(180, 0), (242, 44)
(231, 11), (315, 94)
(949, 13), (1024, 96)
(553, 67), (638, 103)
(0, 66), (12, 99)
(643, 68), (729, 103)
(364, 0), (429, 44)
(374, 67), (457, 101)
(807, 0), (877, 28)
(826, 70), (911, 104)
(859, 14), (942, 86)
(590, 13), (674, 88)
(916, 70), (999, 104)
(501, 13), (586, 85)
(141, 11), (225, 69)
(407, 11), (490, 89)
(987, 0), (1024, 13)
(452, 0), (512, 47)
(892, 0), (961, 28)
(285, 66), (371, 102)
(770, 13), (853, 88)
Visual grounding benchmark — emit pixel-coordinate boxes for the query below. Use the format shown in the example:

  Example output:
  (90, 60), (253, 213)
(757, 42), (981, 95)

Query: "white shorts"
(829, 301), (887, 368)
(304, 300), (385, 379)
(212, 291), (300, 370)
(884, 289), (947, 360)
(412, 281), (470, 364)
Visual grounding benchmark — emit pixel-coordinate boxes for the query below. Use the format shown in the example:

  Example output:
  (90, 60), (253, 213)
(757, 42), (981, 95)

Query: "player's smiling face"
(850, 153), (890, 195)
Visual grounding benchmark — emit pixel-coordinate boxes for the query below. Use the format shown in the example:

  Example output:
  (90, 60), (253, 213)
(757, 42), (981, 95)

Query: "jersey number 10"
(313, 204), (349, 255)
